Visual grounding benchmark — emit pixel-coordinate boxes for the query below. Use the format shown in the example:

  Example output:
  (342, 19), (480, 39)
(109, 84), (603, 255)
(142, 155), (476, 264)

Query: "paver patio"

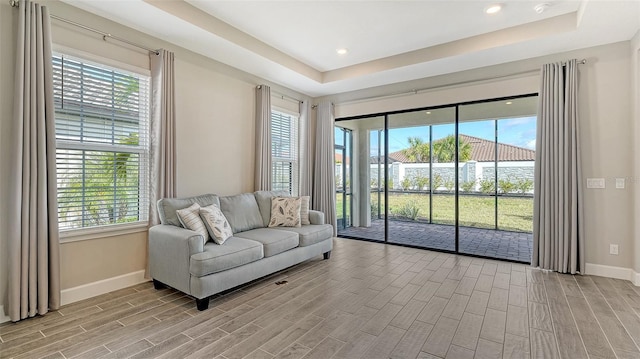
(337, 219), (532, 263)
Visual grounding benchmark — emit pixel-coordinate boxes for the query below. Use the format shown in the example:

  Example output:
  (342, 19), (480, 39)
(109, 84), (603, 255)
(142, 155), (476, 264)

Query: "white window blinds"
(271, 110), (299, 195)
(53, 54), (150, 230)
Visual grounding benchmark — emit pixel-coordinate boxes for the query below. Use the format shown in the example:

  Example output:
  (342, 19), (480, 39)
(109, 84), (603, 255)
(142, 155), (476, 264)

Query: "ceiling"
(61, 0), (640, 97)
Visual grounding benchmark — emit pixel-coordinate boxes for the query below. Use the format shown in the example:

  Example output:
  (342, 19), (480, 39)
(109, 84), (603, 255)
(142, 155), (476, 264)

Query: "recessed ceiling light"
(336, 48), (348, 55)
(425, 111), (431, 115)
(505, 101), (513, 105)
(485, 4), (503, 14)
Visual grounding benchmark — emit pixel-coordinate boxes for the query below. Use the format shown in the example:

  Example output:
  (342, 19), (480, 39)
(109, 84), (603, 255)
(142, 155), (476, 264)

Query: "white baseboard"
(61, 270), (149, 306)
(0, 271), (149, 324)
(584, 262), (640, 285)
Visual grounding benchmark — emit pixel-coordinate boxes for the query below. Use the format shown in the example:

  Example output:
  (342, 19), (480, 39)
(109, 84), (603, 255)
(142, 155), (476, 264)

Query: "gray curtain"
(532, 59), (584, 274)
(312, 102), (337, 235)
(299, 100), (313, 196)
(149, 49), (177, 226)
(7, 0), (60, 322)
(255, 85), (272, 191)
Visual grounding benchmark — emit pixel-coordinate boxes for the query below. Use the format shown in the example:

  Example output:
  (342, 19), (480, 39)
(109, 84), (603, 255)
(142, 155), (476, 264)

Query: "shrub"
(431, 174), (443, 191)
(401, 178), (412, 191)
(394, 200), (420, 220)
(444, 180), (455, 192)
(370, 201), (379, 218)
(516, 178), (534, 194)
(411, 174), (430, 191)
(460, 179), (476, 192)
(479, 179), (495, 194)
(498, 178), (517, 194)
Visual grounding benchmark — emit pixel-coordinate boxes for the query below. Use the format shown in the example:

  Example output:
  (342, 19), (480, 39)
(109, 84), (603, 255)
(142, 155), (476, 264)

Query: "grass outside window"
(336, 191), (533, 233)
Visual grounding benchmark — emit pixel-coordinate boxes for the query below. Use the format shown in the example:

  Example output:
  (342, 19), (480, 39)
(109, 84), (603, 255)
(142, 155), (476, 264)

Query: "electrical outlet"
(610, 244), (619, 255)
(587, 178), (605, 189)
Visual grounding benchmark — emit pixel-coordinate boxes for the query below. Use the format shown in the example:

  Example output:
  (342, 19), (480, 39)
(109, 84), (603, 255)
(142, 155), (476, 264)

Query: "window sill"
(60, 222), (149, 243)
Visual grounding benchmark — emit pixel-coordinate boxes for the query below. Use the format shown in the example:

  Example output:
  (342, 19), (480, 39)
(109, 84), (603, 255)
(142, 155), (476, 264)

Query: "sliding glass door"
(457, 98), (536, 261)
(387, 107), (456, 250)
(335, 116), (385, 242)
(335, 95), (537, 263)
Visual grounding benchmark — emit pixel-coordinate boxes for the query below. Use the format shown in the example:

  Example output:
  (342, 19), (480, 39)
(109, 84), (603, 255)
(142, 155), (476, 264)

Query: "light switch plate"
(587, 178), (605, 189)
(616, 178), (625, 189)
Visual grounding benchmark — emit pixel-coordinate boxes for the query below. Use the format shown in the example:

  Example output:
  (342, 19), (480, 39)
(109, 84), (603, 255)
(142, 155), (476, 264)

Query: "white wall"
(0, 0), (310, 317)
(322, 42), (636, 273)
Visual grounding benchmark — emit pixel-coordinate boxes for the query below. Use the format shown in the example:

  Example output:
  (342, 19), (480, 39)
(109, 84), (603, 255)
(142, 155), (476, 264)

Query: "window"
(271, 110), (299, 194)
(53, 54), (150, 231)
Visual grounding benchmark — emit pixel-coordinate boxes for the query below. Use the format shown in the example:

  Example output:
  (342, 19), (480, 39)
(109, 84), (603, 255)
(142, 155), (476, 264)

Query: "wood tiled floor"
(2, 238), (640, 358)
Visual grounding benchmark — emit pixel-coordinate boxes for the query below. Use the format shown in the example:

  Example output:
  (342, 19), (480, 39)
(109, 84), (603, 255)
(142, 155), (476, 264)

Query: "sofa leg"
(196, 297), (210, 311)
(323, 251), (331, 260)
(152, 279), (165, 290)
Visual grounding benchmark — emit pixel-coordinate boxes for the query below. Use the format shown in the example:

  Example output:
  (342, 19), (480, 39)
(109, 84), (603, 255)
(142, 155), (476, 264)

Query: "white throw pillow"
(176, 203), (209, 242)
(300, 196), (311, 225)
(268, 197), (301, 228)
(199, 204), (233, 245)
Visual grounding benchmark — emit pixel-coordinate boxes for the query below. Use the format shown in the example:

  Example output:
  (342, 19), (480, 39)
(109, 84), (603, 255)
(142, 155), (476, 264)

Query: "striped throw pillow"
(300, 196), (310, 225)
(176, 203), (209, 242)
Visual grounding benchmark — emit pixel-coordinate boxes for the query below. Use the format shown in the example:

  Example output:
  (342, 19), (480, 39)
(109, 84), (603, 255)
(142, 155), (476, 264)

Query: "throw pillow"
(176, 203), (209, 242)
(200, 204), (233, 245)
(300, 196), (311, 225)
(268, 197), (301, 228)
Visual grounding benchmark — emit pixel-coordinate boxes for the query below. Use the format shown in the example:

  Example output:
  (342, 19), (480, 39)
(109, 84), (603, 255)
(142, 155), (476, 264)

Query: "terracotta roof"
(387, 134), (535, 163)
(335, 153), (350, 165)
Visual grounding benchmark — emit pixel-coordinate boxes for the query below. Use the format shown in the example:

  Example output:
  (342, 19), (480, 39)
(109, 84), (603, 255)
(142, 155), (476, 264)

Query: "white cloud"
(526, 139), (536, 149)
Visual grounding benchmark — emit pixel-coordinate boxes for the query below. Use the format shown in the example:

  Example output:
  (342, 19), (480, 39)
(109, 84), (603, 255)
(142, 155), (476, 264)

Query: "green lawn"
(337, 191), (533, 233)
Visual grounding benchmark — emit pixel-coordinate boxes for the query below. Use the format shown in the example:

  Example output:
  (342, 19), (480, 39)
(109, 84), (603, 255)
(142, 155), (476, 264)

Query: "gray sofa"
(148, 190), (333, 310)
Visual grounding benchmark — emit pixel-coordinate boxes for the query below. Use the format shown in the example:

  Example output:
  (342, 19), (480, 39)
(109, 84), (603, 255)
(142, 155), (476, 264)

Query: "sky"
(383, 116), (537, 154)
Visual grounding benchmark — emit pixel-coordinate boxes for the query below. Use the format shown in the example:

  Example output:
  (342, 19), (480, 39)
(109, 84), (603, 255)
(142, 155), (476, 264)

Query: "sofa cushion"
(234, 228), (299, 257)
(268, 197), (301, 228)
(176, 203), (209, 242)
(254, 190), (290, 227)
(219, 193), (264, 233)
(190, 237), (263, 277)
(199, 205), (233, 245)
(276, 224), (333, 247)
(158, 194), (219, 226)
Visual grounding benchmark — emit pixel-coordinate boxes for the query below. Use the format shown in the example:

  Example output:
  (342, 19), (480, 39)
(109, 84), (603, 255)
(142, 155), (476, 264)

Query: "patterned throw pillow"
(176, 203), (209, 242)
(268, 197), (302, 228)
(199, 204), (233, 245)
(300, 196), (311, 225)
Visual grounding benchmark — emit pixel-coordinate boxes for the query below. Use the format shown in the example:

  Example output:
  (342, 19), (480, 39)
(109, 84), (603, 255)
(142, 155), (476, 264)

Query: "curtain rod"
(256, 85), (302, 104)
(327, 58), (587, 107)
(10, 0), (159, 55)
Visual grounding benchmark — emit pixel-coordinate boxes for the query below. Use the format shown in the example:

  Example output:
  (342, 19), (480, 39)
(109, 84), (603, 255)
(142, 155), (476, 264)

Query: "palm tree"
(433, 135), (472, 162)
(58, 133), (140, 227)
(402, 137), (430, 163)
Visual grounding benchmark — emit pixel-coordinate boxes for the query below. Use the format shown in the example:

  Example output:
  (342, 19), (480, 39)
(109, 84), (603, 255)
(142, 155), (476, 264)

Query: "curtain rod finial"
(10, 0), (19, 7)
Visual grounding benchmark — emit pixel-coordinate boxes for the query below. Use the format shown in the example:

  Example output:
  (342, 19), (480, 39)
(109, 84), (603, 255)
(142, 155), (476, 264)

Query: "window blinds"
(271, 111), (299, 194)
(53, 54), (150, 230)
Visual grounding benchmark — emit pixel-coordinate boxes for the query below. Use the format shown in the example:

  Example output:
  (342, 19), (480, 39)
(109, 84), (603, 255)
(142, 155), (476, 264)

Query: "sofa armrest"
(148, 224), (205, 295)
(308, 210), (325, 225)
